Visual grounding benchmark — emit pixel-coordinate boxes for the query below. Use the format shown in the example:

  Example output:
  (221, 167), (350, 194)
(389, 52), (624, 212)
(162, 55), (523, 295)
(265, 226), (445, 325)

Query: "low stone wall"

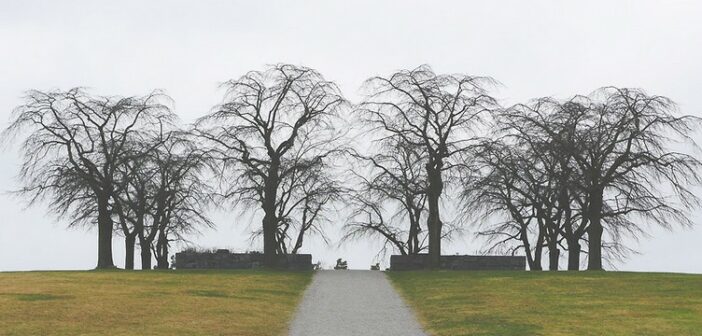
(390, 254), (526, 271)
(175, 250), (313, 270)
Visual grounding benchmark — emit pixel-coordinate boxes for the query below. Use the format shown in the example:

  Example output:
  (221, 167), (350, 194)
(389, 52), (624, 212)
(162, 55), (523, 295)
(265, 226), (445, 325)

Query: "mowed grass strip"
(0, 270), (312, 336)
(388, 271), (702, 336)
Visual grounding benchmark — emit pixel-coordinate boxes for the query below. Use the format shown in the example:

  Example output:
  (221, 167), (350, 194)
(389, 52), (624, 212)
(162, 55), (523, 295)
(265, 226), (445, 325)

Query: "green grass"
(388, 271), (702, 336)
(0, 269), (312, 336)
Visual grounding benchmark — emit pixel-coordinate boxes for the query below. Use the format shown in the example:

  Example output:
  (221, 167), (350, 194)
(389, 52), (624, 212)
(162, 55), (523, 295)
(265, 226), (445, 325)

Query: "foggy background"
(1, 0), (700, 272)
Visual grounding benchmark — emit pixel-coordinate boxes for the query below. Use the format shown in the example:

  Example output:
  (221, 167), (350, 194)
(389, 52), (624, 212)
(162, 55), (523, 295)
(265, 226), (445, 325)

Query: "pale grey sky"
(1, 0), (700, 272)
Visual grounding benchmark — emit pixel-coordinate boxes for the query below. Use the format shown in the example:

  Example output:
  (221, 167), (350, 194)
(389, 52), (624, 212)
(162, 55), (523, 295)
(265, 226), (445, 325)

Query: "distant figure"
(334, 258), (348, 270)
(370, 263), (380, 271)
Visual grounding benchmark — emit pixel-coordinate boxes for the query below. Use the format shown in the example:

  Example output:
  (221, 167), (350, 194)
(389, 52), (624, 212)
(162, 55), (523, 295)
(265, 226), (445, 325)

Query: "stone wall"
(390, 254), (526, 271)
(175, 249), (313, 270)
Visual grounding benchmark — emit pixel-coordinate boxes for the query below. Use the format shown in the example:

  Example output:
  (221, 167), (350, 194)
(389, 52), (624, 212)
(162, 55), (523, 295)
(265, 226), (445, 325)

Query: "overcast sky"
(1, 0), (701, 272)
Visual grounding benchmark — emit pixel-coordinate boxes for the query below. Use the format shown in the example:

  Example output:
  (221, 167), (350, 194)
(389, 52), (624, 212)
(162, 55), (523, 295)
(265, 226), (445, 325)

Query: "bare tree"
(344, 139), (428, 256)
(113, 147), (155, 270)
(465, 139), (542, 270)
(112, 132), (213, 269)
(151, 139), (214, 269)
(274, 150), (344, 255)
(3, 88), (174, 269)
(479, 88), (702, 271)
(358, 65), (498, 268)
(195, 64), (347, 267)
(553, 88), (702, 270)
(494, 101), (591, 270)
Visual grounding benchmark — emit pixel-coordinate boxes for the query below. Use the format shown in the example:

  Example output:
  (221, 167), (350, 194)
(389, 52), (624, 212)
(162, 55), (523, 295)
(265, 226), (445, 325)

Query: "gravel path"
(288, 270), (427, 336)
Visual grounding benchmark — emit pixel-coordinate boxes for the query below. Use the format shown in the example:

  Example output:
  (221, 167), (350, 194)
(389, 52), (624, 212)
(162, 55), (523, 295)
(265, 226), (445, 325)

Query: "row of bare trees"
(464, 90), (701, 270)
(343, 66), (701, 271)
(4, 64), (700, 270)
(3, 65), (348, 269)
(3, 89), (212, 269)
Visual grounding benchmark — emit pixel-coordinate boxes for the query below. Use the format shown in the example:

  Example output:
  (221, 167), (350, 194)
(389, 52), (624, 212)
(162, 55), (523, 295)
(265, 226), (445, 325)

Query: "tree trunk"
(140, 240), (152, 270)
(426, 195), (442, 268)
(291, 225), (307, 255)
(425, 163), (443, 269)
(406, 197), (421, 255)
(161, 240), (169, 269)
(262, 210), (278, 266)
(562, 216), (581, 271)
(96, 194), (115, 269)
(124, 233), (136, 270)
(587, 187), (604, 271)
(548, 243), (560, 271)
(262, 163), (280, 267)
(525, 249), (536, 271)
(567, 239), (581, 271)
(532, 230), (545, 271)
(407, 221), (419, 255)
(544, 216), (560, 271)
(533, 246), (543, 271)
(521, 227), (537, 271)
(155, 230), (169, 269)
(157, 256), (168, 269)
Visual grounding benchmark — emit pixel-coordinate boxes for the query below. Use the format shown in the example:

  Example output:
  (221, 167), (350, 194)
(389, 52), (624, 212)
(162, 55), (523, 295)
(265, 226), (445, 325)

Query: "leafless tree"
(474, 88), (702, 271)
(465, 139), (544, 270)
(151, 138), (214, 269)
(551, 88), (702, 270)
(469, 134), (584, 271)
(195, 64), (347, 267)
(344, 139), (428, 256)
(113, 140), (157, 270)
(358, 65), (498, 268)
(3, 88), (174, 269)
(113, 132), (213, 269)
(274, 150), (345, 255)
(491, 101), (591, 270)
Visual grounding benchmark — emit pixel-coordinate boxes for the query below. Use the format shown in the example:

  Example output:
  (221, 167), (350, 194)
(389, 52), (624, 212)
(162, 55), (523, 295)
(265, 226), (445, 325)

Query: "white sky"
(1, 0), (701, 272)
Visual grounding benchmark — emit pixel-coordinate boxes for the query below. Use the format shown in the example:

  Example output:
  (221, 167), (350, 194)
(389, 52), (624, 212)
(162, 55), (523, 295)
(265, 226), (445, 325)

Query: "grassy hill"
(389, 271), (702, 336)
(3, 269), (700, 335)
(0, 270), (311, 336)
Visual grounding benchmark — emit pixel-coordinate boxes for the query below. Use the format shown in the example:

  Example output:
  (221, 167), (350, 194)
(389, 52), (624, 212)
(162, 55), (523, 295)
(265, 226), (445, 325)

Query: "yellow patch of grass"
(389, 271), (702, 336)
(0, 270), (312, 336)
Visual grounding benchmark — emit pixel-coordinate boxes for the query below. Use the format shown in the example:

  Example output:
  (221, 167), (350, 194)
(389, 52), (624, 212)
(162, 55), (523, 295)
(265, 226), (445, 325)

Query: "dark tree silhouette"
(466, 124), (581, 271)
(358, 65), (498, 268)
(273, 149), (344, 255)
(492, 101), (590, 270)
(474, 88), (702, 271)
(113, 143), (156, 270)
(552, 88), (702, 270)
(196, 64), (347, 267)
(113, 132), (213, 269)
(465, 139), (547, 270)
(344, 140), (428, 256)
(151, 138), (213, 269)
(3, 88), (174, 269)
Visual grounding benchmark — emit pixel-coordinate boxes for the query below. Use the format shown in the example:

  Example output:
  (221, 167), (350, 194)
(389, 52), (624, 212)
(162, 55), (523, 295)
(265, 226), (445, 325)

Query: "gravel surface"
(288, 270), (428, 336)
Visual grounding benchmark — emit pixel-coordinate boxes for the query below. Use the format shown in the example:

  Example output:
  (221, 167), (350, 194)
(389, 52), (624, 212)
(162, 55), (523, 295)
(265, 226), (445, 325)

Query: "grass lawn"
(389, 271), (702, 336)
(0, 269), (312, 336)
